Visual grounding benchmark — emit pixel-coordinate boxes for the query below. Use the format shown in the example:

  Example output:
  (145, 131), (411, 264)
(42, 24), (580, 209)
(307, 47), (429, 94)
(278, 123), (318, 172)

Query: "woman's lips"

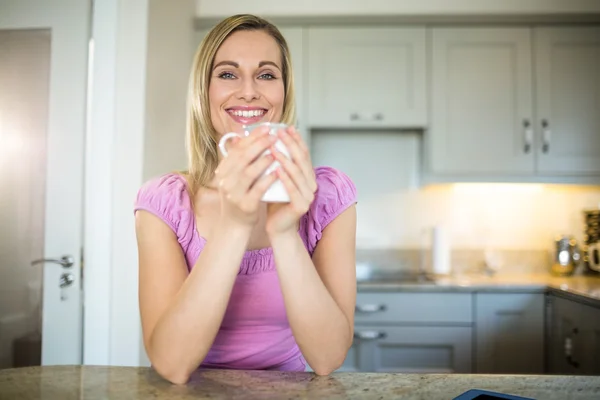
(226, 108), (267, 125)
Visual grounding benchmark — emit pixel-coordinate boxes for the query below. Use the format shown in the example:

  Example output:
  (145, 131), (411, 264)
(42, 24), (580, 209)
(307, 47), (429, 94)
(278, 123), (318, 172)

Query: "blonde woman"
(134, 14), (357, 384)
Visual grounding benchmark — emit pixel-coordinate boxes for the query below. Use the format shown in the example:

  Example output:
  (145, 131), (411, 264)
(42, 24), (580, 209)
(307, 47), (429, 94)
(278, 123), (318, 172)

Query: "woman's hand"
(266, 126), (317, 236)
(215, 126), (279, 228)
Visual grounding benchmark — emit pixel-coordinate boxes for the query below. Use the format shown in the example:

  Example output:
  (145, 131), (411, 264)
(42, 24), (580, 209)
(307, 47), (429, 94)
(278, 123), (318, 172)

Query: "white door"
(0, 0), (90, 367)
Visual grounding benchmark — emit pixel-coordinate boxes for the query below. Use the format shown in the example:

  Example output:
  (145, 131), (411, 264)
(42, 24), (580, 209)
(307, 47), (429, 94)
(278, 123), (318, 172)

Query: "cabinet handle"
(496, 310), (524, 316)
(564, 327), (580, 368)
(541, 119), (551, 153)
(350, 113), (360, 121)
(373, 113), (384, 121)
(354, 331), (387, 340)
(355, 304), (386, 313)
(523, 119), (533, 154)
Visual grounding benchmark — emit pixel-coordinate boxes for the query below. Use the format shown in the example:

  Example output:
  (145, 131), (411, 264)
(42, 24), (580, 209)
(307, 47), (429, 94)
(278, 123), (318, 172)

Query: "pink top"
(133, 166), (357, 372)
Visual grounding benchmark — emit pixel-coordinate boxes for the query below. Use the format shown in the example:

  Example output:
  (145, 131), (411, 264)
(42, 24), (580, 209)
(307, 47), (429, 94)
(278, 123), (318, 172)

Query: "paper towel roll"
(431, 225), (451, 275)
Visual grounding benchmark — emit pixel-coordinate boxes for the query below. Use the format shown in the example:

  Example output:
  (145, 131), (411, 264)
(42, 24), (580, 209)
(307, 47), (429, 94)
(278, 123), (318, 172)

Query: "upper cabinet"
(534, 27), (600, 176)
(430, 28), (534, 175)
(429, 26), (600, 180)
(307, 27), (427, 128)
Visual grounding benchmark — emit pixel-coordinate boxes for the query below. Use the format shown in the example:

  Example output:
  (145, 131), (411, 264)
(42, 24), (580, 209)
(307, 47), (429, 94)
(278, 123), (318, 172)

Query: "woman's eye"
(258, 73), (275, 80)
(218, 72), (235, 79)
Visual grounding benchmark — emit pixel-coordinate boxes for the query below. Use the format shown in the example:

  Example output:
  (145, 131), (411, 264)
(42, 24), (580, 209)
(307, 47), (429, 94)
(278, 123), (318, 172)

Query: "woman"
(134, 14), (357, 384)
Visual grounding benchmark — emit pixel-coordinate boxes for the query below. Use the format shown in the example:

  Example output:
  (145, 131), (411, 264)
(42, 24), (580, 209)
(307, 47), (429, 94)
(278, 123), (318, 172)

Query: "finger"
(287, 126), (310, 156)
(277, 128), (316, 192)
(247, 169), (278, 203)
(231, 133), (278, 168)
(215, 137), (241, 177)
(223, 153), (276, 204)
(272, 147), (314, 201)
(276, 167), (312, 212)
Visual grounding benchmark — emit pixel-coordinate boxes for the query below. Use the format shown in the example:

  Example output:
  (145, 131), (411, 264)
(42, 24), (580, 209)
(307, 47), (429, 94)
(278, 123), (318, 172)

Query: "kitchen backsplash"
(311, 130), (600, 274)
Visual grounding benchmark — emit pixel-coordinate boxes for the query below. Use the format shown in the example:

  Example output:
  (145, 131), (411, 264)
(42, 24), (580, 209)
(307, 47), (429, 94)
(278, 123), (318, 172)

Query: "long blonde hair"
(185, 14), (297, 194)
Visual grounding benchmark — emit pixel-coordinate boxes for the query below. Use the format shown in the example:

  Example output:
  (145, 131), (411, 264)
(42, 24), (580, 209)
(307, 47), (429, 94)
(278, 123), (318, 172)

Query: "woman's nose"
(236, 78), (260, 101)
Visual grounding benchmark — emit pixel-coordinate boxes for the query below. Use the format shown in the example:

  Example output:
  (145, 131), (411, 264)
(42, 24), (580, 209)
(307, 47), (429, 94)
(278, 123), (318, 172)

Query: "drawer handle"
(354, 331), (387, 340)
(355, 304), (386, 313)
(495, 310), (524, 316)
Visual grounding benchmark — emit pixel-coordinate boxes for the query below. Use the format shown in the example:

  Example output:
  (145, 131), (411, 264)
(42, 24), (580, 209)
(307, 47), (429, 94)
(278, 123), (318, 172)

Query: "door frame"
(83, 0), (148, 366)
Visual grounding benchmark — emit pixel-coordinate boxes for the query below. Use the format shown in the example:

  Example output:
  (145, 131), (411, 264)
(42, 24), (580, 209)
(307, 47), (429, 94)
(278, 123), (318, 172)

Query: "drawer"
(355, 292), (473, 324)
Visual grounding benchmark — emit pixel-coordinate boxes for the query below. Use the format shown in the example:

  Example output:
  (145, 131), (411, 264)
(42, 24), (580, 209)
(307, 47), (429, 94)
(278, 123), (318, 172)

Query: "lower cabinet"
(342, 292), (473, 373)
(474, 293), (545, 374)
(342, 326), (472, 373)
(548, 294), (600, 375)
(343, 291), (548, 374)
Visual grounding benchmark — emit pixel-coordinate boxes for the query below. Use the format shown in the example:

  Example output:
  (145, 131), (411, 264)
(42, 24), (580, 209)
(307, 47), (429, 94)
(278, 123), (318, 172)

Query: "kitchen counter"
(0, 366), (599, 400)
(358, 273), (600, 307)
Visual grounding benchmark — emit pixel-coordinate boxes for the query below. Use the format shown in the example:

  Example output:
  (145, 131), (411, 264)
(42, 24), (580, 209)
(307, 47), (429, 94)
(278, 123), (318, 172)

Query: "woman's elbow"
(311, 351), (348, 376)
(152, 361), (193, 385)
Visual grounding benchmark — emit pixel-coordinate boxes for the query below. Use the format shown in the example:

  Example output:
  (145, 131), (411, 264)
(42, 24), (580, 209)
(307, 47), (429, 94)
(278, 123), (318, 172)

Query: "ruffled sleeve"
(133, 173), (196, 250)
(303, 166), (357, 255)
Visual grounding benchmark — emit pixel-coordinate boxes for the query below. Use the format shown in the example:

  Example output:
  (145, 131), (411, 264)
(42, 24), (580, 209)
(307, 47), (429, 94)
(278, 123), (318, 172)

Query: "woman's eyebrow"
(213, 60), (238, 70)
(258, 61), (281, 71)
(213, 60), (281, 71)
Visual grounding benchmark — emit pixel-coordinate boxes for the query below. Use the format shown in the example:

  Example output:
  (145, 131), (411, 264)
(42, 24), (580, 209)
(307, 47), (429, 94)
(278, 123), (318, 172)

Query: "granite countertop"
(0, 366), (599, 400)
(358, 273), (600, 306)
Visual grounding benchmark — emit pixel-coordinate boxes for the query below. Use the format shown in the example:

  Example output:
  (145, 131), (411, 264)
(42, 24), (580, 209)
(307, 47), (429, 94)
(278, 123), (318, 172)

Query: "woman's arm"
(136, 129), (280, 384)
(136, 212), (251, 384)
(269, 205), (357, 375)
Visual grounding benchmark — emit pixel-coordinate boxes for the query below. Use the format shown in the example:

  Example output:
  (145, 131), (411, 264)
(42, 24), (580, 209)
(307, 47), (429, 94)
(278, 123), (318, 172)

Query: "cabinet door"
(579, 303), (600, 375)
(475, 293), (544, 374)
(534, 27), (600, 175)
(307, 27), (427, 128)
(430, 28), (534, 175)
(354, 326), (472, 373)
(548, 296), (583, 375)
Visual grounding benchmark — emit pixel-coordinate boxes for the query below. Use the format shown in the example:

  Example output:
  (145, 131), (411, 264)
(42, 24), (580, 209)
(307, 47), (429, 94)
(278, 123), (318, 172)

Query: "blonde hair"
(185, 14), (297, 194)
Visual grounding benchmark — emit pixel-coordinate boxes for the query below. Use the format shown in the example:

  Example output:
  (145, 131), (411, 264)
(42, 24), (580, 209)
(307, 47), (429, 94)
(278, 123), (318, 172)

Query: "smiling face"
(208, 29), (285, 136)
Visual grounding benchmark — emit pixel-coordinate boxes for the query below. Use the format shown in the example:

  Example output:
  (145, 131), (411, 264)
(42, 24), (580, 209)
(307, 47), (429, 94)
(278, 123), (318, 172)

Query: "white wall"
(196, 0), (600, 19)
(143, 0), (196, 181)
(311, 131), (600, 252)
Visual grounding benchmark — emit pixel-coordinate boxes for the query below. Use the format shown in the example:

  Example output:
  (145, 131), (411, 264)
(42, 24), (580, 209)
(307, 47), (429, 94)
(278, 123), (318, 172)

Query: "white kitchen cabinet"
(430, 28), (535, 175)
(429, 26), (600, 180)
(474, 293), (545, 374)
(344, 292), (473, 373)
(307, 27), (427, 128)
(351, 326), (473, 373)
(534, 27), (600, 176)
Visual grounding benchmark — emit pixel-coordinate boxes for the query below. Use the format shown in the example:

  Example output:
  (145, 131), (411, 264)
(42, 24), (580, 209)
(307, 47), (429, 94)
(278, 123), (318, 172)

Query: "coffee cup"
(218, 122), (291, 203)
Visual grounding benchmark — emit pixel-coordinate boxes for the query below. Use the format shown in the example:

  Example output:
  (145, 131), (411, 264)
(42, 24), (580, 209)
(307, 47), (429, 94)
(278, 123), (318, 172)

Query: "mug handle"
(218, 132), (241, 157)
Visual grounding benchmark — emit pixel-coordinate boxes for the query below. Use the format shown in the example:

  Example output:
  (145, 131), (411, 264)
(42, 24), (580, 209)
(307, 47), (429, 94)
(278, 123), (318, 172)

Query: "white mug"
(218, 122), (291, 203)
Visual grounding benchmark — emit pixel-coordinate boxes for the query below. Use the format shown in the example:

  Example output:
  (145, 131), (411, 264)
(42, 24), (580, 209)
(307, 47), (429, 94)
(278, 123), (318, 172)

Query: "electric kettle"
(550, 235), (580, 276)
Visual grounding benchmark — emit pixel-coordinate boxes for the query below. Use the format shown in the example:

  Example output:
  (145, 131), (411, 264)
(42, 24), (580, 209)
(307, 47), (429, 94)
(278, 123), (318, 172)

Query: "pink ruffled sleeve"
(133, 173), (195, 250)
(304, 166), (357, 255)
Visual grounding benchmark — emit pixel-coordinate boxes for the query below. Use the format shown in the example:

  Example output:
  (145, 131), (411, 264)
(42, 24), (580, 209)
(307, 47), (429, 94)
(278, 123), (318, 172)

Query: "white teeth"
(230, 109), (265, 117)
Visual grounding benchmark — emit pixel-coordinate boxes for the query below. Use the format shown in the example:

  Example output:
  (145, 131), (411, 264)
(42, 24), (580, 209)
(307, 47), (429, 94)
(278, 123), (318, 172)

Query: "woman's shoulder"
(133, 172), (194, 231)
(309, 165), (357, 226)
(313, 166), (357, 204)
